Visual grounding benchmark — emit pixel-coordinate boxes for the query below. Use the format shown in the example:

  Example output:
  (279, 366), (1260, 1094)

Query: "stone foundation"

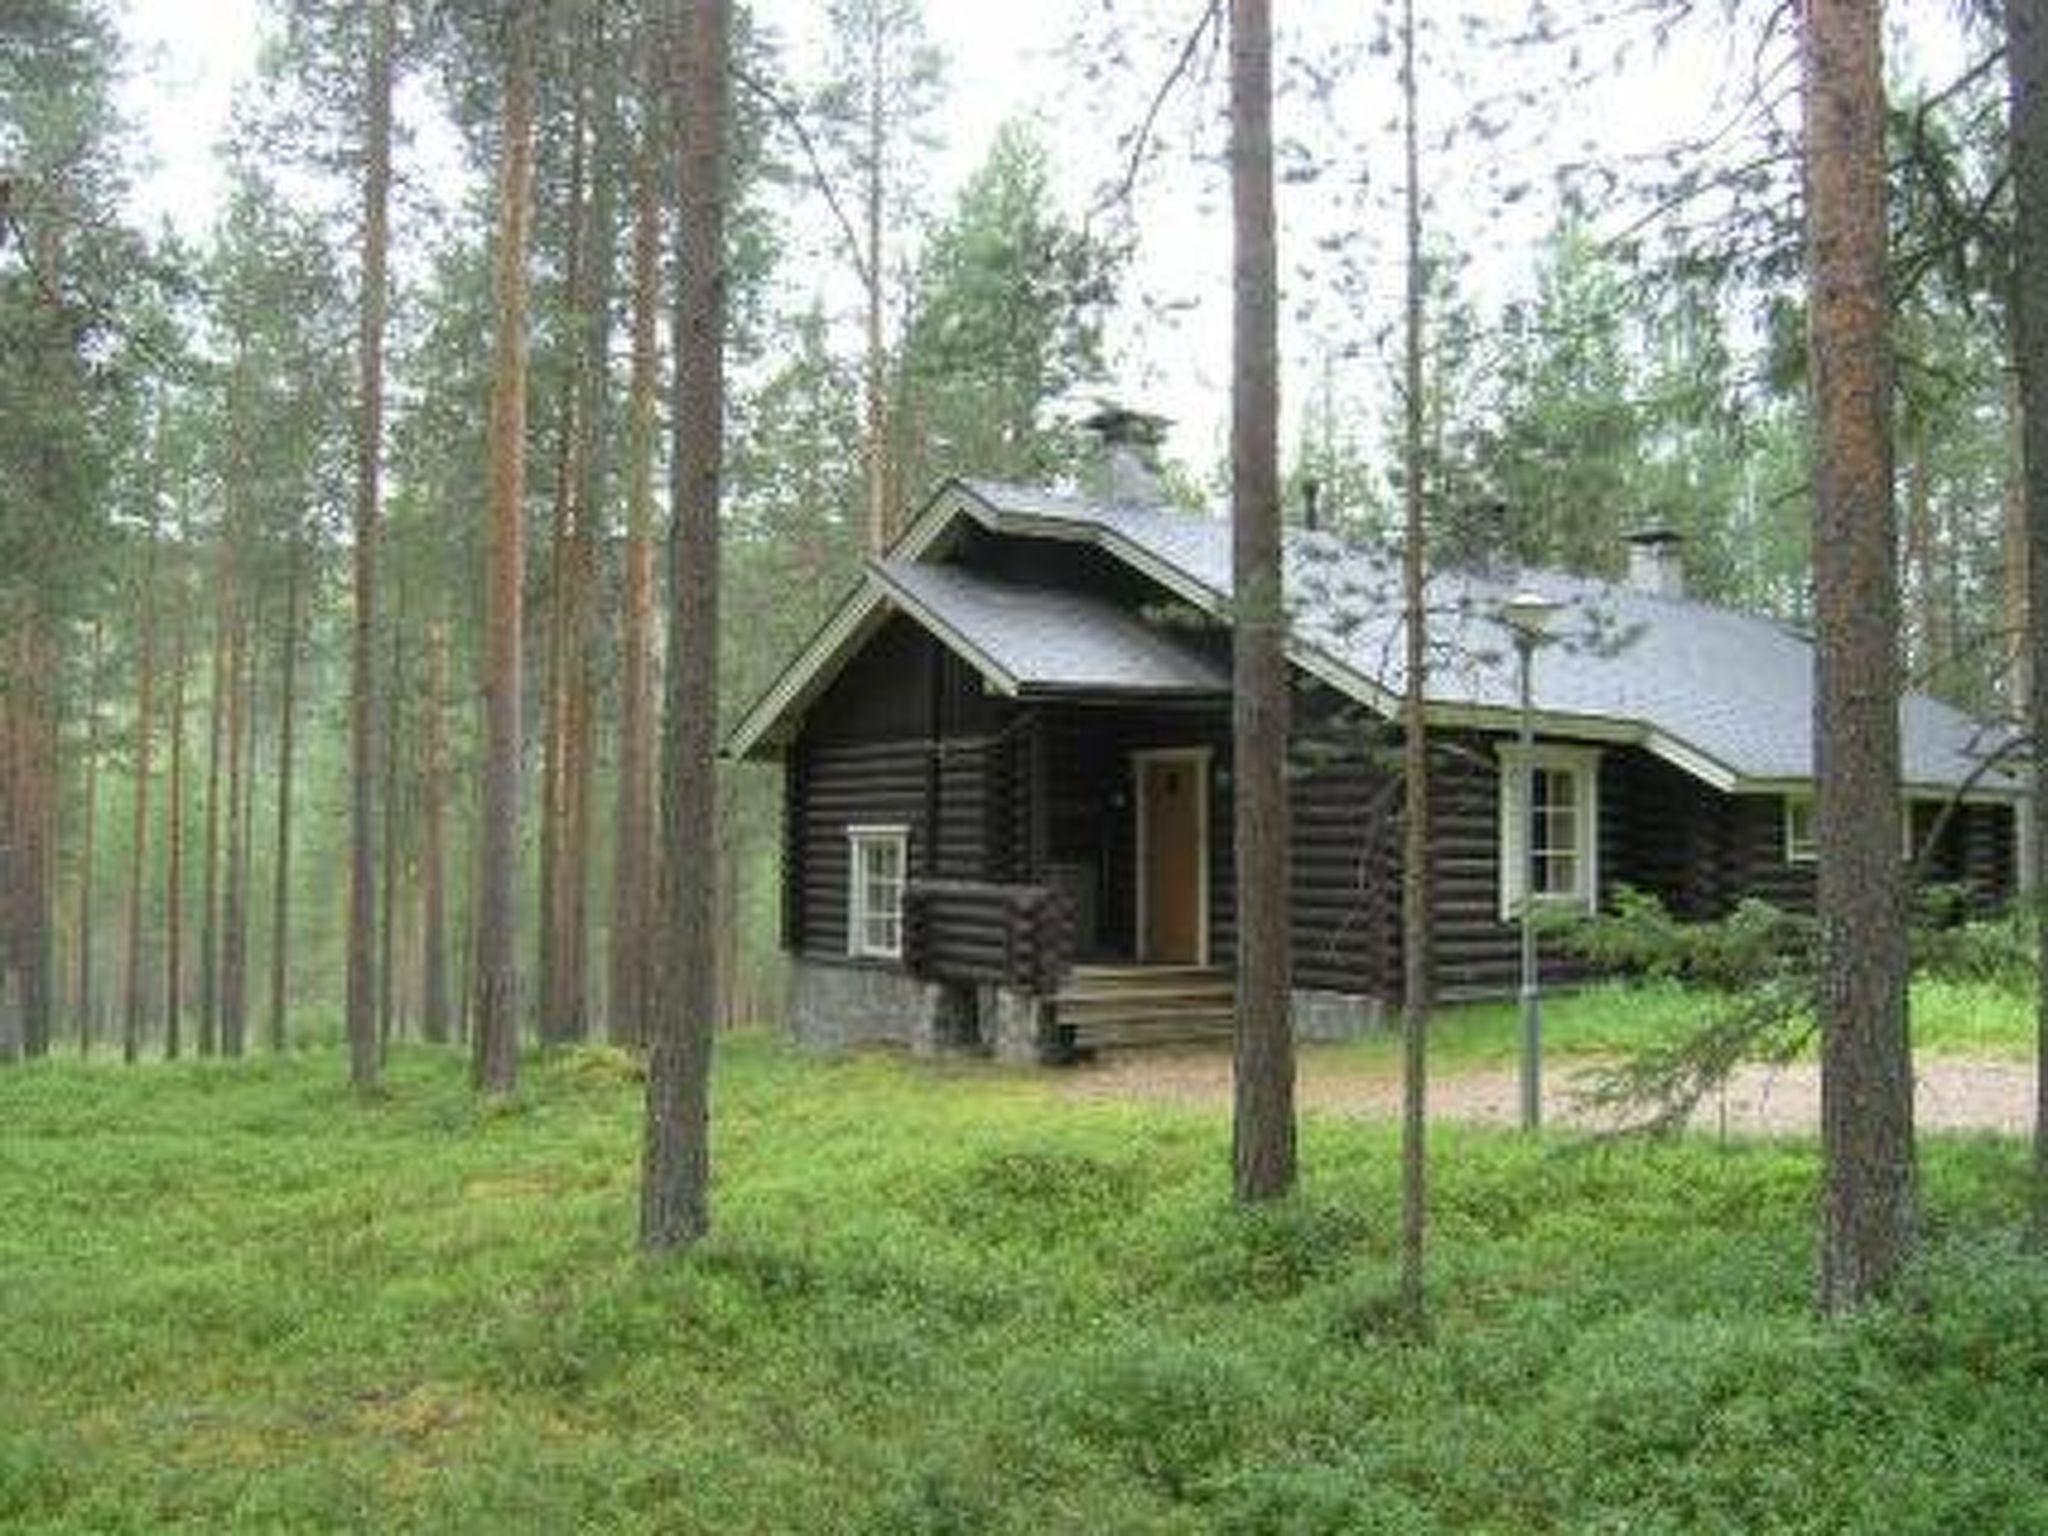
(981, 984), (1050, 1064)
(1290, 987), (1387, 1042)
(788, 958), (943, 1054)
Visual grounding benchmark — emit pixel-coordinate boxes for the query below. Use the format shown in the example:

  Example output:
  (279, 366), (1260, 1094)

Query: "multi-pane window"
(1497, 745), (1600, 917)
(847, 826), (908, 959)
(1529, 766), (1581, 897)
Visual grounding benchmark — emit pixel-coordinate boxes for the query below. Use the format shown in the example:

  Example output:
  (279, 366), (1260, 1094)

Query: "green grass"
(1315, 977), (2037, 1072)
(4, 1036), (2047, 1532)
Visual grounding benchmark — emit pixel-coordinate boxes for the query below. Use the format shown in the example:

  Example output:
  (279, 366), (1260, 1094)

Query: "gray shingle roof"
(873, 559), (1227, 697)
(954, 479), (2019, 794)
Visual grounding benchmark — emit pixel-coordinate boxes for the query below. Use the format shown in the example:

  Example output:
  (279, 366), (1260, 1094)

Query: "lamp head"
(1500, 589), (1563, 643)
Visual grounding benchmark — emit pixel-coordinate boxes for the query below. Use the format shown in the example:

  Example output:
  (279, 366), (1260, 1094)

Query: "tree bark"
(2008, 0), (2048, 1239)
(163, 593), (187, 1059)
(420, 621), (451, 1044)
(198, 550), (228, 1059)
(1804, 0), (1913, 1312)
(348, 0), (396, 1093)
(612, 80), (662, 1048)
(122, 517), (159, 1065)
(474, 2), (539, 1096)
(267, 531), (302, 1053)
(1397, 0), (1431, 1329)
(379, 609), (403, 1056)
(1228, 0), (1295, 1203)
(1, 608), (57, 1063)
(642, 0), (728, 1253)
(219, 604), (251, 1059)
(75, 620), (101, 1055)
(863, 3), (890, 553)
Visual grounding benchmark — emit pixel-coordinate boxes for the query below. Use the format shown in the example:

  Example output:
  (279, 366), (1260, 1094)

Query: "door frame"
(1131, 746), (1212, 966)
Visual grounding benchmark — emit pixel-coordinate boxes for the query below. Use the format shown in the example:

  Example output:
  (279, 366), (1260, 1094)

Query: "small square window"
(847, 827), (908, 960)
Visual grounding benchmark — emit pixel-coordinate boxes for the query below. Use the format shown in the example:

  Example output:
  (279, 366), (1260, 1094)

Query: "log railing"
(902, 879), (1073, 994)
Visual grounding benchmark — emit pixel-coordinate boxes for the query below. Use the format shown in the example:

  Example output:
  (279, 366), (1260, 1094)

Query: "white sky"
(111, 1), (1979, 484)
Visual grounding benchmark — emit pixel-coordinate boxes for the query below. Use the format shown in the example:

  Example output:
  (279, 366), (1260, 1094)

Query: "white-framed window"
(847, 825), (909, 960)
(1786, 794), (1928, 865)
(1785, 794), (1817, 864)
(1496, 743), (1601, 918)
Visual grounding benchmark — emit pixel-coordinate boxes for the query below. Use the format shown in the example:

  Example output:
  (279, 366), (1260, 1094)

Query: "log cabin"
(729, 435), (2026, 1062)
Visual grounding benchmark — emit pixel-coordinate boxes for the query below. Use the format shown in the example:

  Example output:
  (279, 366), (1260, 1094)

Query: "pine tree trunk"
(1, 607), (58, 1064)
(642, 0), (728, 1253)
(2008, 0), (2048, 1239)
(862, 4), (890, 553)
(1804, 0), (1913, 1313)
(220, 605), (251, 1059)
(1397, 0), (1431, 1330)
(1228, 0), (1294, 1204)
(267, 536), (302, 1053)
(163, 599), (187, 1059)
(541, 37), (596, 1049)
(122, 523), (158, 1065)
(612, 87), (662, 1047)
(348, 0), (396, 1093)
(379, 612), (403, 1057)
(475, 2), (539, 1096)
(75, 620), (101, 1055)
(420, 621), (451, 1043)
(198, 557), (228, 1059)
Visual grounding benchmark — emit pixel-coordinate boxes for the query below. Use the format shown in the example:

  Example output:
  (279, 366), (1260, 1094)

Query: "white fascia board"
(725, 579), (891, 759)
(894, 480), (989, 561)
(1731, 775), (2030, 806)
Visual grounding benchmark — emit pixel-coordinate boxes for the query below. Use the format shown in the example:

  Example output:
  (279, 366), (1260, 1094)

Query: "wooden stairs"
(1052, 964), (1234, 1055)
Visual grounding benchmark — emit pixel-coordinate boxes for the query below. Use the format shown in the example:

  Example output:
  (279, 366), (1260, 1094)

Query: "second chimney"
(1080, 404), (1170, 505)
(1623, 526), (1685, 598)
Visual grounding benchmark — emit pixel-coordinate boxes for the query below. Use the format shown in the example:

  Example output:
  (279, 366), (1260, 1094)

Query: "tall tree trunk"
(198, 555), (228, 1059)
(642, 0), (728, 1253)
(1805, 0), (1913, 1313)
(75, 619), (101, 1055)
(612, 81), (662, 1047)
(1397, 0), (1431, 1330)
(267, 534), (302, 1053)
(2005, 366), (2030, 712)
(1904, 418), (1944, 684)
(1, 609), (58, 1063)
(348, 0), (396, 1094)
(163, 596), (187, 1059)
(379, 611), (404, 1056)
(1228, 0), (1294, 1204)
(475, 2), (539, 1096)
(219, 605), (251, 1059)
(2009, 0), (2048, 1238)
(420, 621), (451, 1043)
(122, 520), (159, 1065)
(868, 3), (892, 557)
(541, 27), (602, 1049)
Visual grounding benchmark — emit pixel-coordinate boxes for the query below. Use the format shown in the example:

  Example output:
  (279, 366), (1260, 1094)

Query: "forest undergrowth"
(3, 1032), (2046, 1533)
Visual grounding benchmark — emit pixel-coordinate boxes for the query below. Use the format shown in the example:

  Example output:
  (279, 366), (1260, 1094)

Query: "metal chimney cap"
(1079, 404), (1172, 448)
(1622, 526), (1685, 548)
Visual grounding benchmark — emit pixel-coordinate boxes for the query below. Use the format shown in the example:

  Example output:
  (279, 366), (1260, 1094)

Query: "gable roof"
(874, 560), (1229, 699)
(730, 477), (2022, 799)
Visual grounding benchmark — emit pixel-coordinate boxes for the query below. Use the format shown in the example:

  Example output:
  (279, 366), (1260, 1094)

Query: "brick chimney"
(1623, 526), (1685, 598)
(1080, 404), (1170, 505)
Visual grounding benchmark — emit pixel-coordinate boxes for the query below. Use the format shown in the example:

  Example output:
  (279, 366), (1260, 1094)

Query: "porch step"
(1053, 966), (1234, 1053)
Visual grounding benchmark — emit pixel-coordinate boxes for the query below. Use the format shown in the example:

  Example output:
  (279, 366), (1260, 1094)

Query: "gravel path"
(1055, 1048), (2037, 1136)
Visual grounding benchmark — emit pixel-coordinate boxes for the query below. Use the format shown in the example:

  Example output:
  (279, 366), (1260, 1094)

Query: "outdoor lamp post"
(1502, 589), (1562, 1132)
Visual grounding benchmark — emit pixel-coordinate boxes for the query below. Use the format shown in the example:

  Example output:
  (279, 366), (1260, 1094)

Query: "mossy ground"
(3, 1019), (2045, 1533)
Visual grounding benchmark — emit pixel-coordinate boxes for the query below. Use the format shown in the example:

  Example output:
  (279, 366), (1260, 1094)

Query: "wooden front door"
(1138, 752), (1206, 964)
